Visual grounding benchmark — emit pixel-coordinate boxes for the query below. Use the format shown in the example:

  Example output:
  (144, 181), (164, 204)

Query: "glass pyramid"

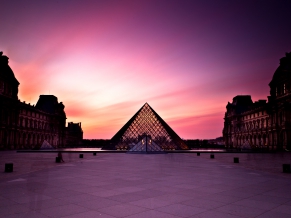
(106, 103), (188, 151)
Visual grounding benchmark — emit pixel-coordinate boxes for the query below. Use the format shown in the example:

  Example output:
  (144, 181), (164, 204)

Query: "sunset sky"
(1, 0), (291, 139)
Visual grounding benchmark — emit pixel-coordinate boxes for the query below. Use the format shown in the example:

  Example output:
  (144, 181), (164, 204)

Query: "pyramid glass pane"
(106, 103), (188, 151)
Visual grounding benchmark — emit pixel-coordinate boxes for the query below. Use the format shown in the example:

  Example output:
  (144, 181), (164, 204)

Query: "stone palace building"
(0, 52), (83, 149)
(223, 52), (291, 151)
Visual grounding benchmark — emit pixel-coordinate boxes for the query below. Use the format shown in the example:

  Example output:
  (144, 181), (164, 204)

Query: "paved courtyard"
(0, 151), (291, 217)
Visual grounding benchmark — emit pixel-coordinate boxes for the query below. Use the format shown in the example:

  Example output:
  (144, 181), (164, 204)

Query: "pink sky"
(1, 1), (291, 139)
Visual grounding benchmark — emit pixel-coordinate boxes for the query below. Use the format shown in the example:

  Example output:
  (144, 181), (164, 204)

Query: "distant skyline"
(1, 0), (291, 139)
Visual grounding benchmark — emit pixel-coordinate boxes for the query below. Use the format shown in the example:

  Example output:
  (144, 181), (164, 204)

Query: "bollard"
(5, 163), (13, 173)
(210, 154), (214, 159)
(283, 164), (291, 173)
(79, 154), (83, 158)
(234, 157), (239, 163)
(56, 157), (61, 163)
(93, 152), (96, 156)
(197, 152), (200, 156)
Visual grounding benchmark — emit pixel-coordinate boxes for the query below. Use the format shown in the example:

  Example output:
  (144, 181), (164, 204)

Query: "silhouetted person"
(58, 152), (64, 162)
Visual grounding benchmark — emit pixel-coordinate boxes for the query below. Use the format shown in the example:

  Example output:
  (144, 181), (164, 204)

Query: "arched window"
(257, 120), (260, 128)
(279, 112), (283, 124)
(0, 81), (4, 93)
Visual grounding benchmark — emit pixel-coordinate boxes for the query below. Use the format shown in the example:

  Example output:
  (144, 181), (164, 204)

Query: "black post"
(283, 164), (291, 173)
(210, 154), (214, 159)
(197, 152), (200, 156)
(5, 163), (13, 172)
(79, 154), (83, 158)
(234, 157), (239, 163)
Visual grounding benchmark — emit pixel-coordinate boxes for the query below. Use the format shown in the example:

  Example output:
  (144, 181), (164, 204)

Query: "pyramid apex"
(141, 102), (149, 108)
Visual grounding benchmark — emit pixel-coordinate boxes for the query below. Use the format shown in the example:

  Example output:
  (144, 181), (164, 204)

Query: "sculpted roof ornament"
(270, 51), (291, 86)
(0, 51), (19, 86)
(0, 51), (9, 65)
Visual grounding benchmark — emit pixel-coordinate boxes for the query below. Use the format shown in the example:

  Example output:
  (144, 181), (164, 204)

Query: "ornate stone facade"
(0, 52), (83, 149)
(223, 52), (291, 150)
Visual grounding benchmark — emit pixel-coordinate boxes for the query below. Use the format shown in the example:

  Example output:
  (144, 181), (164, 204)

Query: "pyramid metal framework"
(108, 103), (188, 151)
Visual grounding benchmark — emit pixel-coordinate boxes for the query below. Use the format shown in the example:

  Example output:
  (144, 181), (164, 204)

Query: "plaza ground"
(0, 151), (291, 217)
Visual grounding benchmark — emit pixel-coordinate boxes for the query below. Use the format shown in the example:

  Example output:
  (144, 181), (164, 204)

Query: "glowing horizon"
(1, 1), (291, 139)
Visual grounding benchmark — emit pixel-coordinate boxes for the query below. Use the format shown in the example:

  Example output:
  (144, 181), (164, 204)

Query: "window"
(279, 112), (283, 124)
(0, 81), (4, 92)
(284, 84), (286, 94)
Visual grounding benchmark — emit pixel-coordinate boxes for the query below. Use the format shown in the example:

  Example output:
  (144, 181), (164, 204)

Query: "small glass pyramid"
(106, 103), (188, 151)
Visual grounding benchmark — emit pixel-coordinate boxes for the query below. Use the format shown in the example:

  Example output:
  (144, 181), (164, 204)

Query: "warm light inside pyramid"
(110, 103), (188, 151)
